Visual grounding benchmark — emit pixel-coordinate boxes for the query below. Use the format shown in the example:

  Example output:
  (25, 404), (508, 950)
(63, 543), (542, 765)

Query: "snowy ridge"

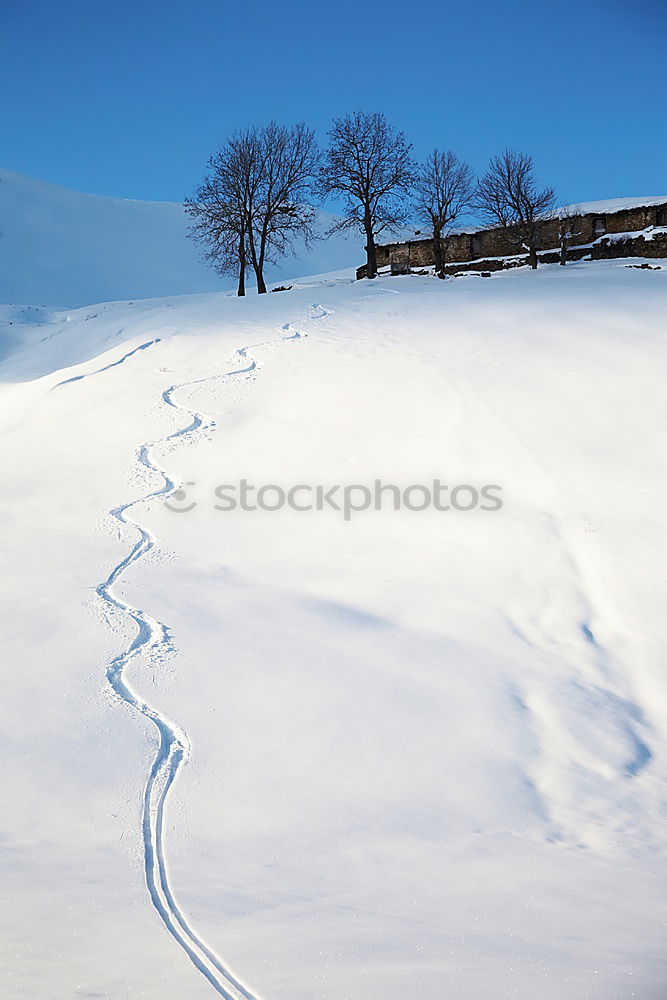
(0, 168), (357, 308)
(53, 338), (162, 387)
(558, 195), (667, 215)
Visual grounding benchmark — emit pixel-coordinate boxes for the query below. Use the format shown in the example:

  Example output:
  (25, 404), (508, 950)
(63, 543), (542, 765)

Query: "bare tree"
(554, 203), (582, 266)
(474, 150), (556, 269)
(186, 122), (319, 295)
(414, 150), (474, 276)
(245, 121), (319, 293)
(318, 111), (415, 279)
(185, 143), (251, 296)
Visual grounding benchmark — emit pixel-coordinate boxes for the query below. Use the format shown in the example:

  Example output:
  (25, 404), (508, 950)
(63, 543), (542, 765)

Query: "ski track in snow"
(89, 305), (329, 998)
(96, 347), (260, 1000)
(53, 337), (162, 387)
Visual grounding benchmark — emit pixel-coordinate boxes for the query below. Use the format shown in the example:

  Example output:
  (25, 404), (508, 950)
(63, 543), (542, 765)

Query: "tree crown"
(318, 111), (415, 237)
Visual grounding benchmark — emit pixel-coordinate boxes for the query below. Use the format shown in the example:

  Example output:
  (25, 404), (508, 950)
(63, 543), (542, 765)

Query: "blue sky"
(1, 0), (664, 208)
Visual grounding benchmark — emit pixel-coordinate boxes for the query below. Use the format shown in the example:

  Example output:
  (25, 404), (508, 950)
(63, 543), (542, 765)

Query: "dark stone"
(360, 201), (667, 278)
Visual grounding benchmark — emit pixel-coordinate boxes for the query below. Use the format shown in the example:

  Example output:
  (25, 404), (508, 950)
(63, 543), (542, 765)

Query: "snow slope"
(0, 169), (358, 308)
(1, 260), (667, 999)
(560, 195), (667, 214)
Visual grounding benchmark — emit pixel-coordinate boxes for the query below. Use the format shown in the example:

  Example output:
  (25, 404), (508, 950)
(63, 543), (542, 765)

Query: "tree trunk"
(365, 237), (377, 279)
(433, 228), (443, 275)
(528, 242), (538, 269)
(249, 245), (267, 294)
(364, 209), (377, 279)
(246, 218), (267, 293)
(254, 266), (267, 294)
(559, 239), (567, 266)
(255, 233), (268, 293)
(237, 232), (246, 296)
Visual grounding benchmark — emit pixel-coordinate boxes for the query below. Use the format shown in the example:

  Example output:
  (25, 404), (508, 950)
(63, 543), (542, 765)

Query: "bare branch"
(185, 121), (320, 294)
(473, 149), (556, 269)
(414, 149), (474, 274)
(318, 111), (415, 278)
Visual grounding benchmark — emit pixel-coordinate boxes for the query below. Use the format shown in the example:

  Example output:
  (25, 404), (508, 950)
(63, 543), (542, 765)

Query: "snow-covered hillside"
(1, 260), (666, 1000)
(561, 195), (667, 214)
(0, 169), (358, 307)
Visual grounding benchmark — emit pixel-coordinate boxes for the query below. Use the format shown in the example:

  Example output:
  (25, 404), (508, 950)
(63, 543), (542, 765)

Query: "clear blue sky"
(1, 0), (664, 208)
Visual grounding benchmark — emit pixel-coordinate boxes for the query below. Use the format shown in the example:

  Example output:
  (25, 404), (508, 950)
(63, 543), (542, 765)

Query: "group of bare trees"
(185, 122), (318, 296)
(186, 111), (557, 294)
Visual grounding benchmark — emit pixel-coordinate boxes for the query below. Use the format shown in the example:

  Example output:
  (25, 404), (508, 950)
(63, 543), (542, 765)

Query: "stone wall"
(591, 231), (667, 260)
(440, 245), (592, 276)
(359, 201), (667, 277)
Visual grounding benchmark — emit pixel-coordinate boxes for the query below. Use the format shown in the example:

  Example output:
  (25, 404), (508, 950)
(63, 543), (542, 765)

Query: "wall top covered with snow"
(559, 196), (667, 215)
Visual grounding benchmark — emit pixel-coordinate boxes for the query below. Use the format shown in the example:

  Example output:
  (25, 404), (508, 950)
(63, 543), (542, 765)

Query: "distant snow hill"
(0, 168), (358, 308)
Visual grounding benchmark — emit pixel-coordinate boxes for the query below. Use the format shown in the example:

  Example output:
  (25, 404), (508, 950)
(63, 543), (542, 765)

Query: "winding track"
(85, 303), (329, 995)
(96, 344), (262, 1000)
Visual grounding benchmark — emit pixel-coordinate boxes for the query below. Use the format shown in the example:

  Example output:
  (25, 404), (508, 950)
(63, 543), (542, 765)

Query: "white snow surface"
(0, 168), (358, 308)
(559, 195), (667, 215)
(1, 259), (667, 999)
